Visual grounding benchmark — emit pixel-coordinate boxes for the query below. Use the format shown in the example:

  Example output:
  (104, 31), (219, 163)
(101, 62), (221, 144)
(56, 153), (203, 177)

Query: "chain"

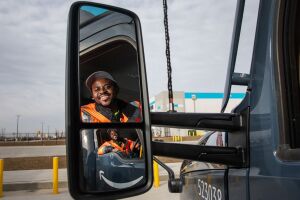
(163, 0), (175, 112)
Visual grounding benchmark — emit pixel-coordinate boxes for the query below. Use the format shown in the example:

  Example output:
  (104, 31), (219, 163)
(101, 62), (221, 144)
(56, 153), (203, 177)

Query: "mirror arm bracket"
(231, 72), (250, 86)
(152, 142), (246, 167)
(151, 112), (243, 132)
(196, 114), (242, 131)
(153, 156), (183, 193)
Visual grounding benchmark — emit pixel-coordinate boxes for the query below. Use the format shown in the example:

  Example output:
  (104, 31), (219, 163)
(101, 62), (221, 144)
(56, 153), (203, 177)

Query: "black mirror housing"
(66, 2), (153, 199)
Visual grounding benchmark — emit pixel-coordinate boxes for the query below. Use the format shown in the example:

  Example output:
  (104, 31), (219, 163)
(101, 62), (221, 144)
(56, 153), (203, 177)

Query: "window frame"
(275, 0), (300, 160)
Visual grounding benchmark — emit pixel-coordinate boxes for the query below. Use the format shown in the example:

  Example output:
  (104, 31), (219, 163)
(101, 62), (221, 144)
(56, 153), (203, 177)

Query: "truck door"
(247, 0), (300, 199)
(228, 1), (300, 200)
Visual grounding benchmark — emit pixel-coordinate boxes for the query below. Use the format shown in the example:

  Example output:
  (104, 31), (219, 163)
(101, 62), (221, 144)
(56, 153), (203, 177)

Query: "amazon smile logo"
(99, 170), (144, 189)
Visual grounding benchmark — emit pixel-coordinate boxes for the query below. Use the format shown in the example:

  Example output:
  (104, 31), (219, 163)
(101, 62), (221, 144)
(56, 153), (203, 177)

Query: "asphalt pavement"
(1, 181), (180, 200)
(0, 142), (195, 158)
(0, 146), (66, 158)
(3, 163), (181, 190)
(0, 144), (185, 199)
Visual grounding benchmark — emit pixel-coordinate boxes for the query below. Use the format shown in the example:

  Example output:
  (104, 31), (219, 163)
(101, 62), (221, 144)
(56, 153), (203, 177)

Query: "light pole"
(16, 115), (20, 141)
(47, 125), (49, 139)
(55, 129), (58, 144)
(191, 94), (197, 113)
(1, 128), (5, 140)
(41, 122), (44, 141)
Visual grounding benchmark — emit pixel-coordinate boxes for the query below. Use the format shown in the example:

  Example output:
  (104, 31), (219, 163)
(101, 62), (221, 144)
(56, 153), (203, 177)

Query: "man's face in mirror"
(109, 130), (118, 141)
(91, 78), (117, 107)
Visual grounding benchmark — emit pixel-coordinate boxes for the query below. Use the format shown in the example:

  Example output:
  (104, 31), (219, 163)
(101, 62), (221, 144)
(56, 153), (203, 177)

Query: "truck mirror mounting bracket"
(152, 142), (246, 167)
(151, 112), (243, 132)
(153, 156), (183, 193)
(151, 110), (249, 167)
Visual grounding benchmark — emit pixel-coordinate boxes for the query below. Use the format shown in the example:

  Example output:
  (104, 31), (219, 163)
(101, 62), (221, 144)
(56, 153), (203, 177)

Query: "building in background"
(150, 91), (245, 137)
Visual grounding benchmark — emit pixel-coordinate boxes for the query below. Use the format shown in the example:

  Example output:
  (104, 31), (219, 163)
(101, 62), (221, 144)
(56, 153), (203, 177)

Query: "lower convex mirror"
(80, 129), (146, 192)
(66, 2), (152, 199)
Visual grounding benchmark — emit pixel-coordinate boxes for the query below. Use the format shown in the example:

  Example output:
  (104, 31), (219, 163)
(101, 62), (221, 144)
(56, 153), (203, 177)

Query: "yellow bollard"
(139, 146), (143, 158)
(0, 159), (3, 198)
(53, 157), (59, 194)
(153, 161), (160, 188)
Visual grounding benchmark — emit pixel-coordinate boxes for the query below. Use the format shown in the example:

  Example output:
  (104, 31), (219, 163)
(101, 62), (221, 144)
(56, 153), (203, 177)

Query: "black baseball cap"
(85, 71), (118, 91)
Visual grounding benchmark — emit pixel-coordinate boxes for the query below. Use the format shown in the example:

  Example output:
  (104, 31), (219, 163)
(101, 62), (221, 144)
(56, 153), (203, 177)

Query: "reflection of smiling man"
(91, 76), (116, 107)
(81, 71), (141, 123)
(98, 129), (139, 156)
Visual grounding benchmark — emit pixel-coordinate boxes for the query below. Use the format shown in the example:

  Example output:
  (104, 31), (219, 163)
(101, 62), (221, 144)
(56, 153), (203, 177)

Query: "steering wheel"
(127, 137), (141, 158)
(132, 137), (141, 151)
(114, 150), (127, 158)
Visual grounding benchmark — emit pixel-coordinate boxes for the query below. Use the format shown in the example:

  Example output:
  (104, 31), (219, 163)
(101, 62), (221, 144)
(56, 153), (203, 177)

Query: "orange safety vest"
(98, 139), (134, 155)
(81, 103), (129, 123)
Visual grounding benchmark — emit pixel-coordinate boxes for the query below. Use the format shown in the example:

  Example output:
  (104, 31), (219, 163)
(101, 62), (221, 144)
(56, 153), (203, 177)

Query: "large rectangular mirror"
(66, 2), (152, 199)
(79, 6), (142, 123)
(79, 4), (146, 192)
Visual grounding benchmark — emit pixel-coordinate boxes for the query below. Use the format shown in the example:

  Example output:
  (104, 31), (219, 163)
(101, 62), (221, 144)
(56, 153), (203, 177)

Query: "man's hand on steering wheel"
(133, 138), (141, 150)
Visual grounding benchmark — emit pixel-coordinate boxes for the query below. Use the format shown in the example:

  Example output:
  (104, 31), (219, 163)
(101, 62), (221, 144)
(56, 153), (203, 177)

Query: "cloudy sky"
(0, 0), (259, 134)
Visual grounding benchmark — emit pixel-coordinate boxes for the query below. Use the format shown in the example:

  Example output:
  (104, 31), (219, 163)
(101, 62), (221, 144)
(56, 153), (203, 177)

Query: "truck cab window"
(279, 1), (300, 148)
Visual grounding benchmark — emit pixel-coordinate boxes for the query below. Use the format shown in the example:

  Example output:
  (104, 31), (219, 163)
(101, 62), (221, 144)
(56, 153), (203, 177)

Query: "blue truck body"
(180, 0), (300, 199)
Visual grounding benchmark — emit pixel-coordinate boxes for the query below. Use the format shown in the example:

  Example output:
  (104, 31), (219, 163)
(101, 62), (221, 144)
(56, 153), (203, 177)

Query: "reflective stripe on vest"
(81, 103), (129, 123)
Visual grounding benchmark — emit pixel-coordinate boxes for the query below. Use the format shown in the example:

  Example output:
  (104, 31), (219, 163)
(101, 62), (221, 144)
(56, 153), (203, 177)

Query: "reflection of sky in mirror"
(0, 0), (259, 133)
(80, 6), (109, 25)
(81, 6), (108, 16)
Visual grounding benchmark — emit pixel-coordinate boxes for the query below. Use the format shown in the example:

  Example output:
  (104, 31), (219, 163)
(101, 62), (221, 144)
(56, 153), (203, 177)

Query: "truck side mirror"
(66, 2), (152, 199)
